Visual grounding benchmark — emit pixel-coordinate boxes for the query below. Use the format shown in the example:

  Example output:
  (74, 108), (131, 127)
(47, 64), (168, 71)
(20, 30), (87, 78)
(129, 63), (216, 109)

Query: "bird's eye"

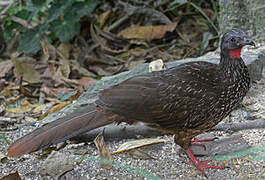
(230, 37), (236, 42)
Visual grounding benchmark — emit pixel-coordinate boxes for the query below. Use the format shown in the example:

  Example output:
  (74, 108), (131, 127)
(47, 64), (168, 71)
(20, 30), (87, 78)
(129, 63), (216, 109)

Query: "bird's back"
(96, 61), (229, 131)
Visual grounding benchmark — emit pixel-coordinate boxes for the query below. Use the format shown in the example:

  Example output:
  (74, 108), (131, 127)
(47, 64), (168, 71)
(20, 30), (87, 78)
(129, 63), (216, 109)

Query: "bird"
(7, 29), (255, 176)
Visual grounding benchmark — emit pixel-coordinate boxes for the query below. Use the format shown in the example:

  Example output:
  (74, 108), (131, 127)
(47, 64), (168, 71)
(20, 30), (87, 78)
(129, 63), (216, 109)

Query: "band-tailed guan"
(7, 29), (255, 176)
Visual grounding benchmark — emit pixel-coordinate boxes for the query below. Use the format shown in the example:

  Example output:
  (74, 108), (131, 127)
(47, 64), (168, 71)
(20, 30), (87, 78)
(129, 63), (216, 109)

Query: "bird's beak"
(239, 37), (255, 46)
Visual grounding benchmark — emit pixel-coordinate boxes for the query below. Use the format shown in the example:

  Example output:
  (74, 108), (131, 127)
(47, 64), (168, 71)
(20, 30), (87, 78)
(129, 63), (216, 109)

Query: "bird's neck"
(220, 48), (245, 69)
(228, 47), (242, 59)
(219, 50), (248, 80)
(219, 49), (250, 109)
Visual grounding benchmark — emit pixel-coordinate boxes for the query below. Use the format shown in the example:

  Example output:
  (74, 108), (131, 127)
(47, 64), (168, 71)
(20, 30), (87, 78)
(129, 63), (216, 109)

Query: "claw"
(186, 149), (225, 176)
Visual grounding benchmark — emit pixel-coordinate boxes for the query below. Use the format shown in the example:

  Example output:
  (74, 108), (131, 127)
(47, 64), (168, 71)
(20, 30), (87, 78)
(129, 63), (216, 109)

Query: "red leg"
(178, 137), (217, 153)
(191, 137), (217, 148)
(191, 137), (217, 143)
(186, 149), (225, 177)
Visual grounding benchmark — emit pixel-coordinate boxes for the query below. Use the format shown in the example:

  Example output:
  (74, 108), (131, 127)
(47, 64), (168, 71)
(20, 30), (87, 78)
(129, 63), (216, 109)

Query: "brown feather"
(8, 109), (111, 157)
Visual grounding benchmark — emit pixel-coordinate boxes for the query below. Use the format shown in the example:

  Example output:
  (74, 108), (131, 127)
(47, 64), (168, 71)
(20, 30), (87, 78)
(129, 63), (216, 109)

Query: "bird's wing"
(96, 74), (164, 120)
(96, 61), (222, 130)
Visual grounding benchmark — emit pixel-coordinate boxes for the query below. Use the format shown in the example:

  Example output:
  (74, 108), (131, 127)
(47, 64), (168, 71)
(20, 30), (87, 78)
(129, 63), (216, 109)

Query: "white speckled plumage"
(97, 29), (254, 148)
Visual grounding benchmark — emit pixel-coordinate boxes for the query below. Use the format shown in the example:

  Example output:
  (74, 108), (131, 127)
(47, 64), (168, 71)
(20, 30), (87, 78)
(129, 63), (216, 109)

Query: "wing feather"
(96, 61), (222, 130)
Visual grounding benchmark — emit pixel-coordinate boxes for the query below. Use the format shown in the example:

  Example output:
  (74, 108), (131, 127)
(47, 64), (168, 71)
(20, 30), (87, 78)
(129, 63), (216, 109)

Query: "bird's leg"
(191, 137), (217, 143)
(186, 149), (225, 177)
(191, 137), (218, 149)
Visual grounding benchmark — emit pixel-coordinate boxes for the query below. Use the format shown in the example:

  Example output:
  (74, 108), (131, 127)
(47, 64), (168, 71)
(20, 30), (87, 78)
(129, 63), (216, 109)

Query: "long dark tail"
(8, 108), (111, 157)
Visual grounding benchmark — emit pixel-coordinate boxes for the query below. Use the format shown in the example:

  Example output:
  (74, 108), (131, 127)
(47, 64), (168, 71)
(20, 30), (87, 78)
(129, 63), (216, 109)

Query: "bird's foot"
(186, 149), (225, 177)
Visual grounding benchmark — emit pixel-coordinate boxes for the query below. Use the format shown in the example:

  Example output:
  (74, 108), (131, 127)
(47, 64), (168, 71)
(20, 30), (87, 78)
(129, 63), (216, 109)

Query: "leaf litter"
(0, 0), (221, 178)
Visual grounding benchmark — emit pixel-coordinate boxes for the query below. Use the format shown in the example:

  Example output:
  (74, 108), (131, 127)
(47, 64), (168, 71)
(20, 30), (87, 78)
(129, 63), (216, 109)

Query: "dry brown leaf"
(32, 102), (56, 114)
(77, 77), (97, 89)
(113, 138), (167, 154)
(43, 68), (65, 87)
(40, 40), (51, 62)
(5, 95), (22, 105)
(6, 100), (33, 114)
(90, 24), (106, 49)
(38, 101), (71, 120)
(24, 116), (37, 122)
(57, 43), (71, 59)
(65, 91), (81, 102)
(44, 97), (61, 104)
(40, 40), (57, 61)
(8, 83), (29, 90)
(89, 64), (124, 76)
(127, 59), (146, 70)
(117, 47), (147, 62)
(1, 82), (29, 98)
(40, 86), (73, 98)
(70, 60), (95, 77)
(40, 151), (75, 179)
(0, 60), (13, 78)
(94, 132), (113, 169)
(0, 171), (21, 180)
(60, 77), (80, 87)
(91, 25), (129, 54)
(118, 22), (179, 40)
(0, 87), (12, 97)
(129, 149), (156, 160)
(11, 58), (41, 83)
(97, 10), (112, 29)
(58, 59), (71, 78)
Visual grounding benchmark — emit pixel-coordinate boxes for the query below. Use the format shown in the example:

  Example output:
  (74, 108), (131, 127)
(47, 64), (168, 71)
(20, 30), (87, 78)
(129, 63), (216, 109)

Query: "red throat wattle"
(228, 47), (242, 59)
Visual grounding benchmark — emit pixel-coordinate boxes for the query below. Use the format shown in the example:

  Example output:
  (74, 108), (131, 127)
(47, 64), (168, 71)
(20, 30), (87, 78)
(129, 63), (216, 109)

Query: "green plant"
(3, 0), (98, 54)
(0, 135), (10, 144)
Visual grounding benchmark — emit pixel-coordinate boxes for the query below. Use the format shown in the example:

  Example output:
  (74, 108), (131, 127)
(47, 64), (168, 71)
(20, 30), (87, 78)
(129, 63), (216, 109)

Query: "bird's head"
(221, 29), (255, 59)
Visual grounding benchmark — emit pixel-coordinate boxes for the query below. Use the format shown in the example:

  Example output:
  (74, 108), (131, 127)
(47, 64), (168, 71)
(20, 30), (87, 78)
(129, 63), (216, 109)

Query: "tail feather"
(7, 109), (111, 157)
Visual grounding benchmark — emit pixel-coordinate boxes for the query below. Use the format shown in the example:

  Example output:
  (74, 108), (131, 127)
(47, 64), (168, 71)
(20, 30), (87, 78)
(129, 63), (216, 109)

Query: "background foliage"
(1, 0), (218, 55)
(3, 0), (98, 54)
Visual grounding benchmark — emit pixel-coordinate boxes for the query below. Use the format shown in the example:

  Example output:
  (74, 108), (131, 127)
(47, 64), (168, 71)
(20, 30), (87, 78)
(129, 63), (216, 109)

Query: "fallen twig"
(210, 118), (265, 132)
(75, 119), (265, 142)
